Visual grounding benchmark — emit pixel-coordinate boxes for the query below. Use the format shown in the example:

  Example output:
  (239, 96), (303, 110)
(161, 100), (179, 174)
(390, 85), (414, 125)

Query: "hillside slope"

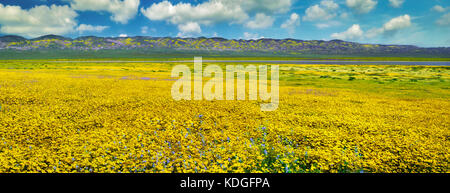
(1, 35), (449, 58)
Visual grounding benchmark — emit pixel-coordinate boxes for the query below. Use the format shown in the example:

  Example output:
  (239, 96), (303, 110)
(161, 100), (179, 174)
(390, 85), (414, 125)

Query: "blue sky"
(0, 0), (449, 47)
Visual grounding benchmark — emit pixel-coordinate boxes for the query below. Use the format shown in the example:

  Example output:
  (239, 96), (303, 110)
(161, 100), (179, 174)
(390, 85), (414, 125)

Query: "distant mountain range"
(1, 34), (450, 57)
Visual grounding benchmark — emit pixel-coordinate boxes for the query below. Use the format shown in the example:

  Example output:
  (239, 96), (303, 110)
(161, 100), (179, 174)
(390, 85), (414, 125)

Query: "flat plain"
(0, 60), (448, 173)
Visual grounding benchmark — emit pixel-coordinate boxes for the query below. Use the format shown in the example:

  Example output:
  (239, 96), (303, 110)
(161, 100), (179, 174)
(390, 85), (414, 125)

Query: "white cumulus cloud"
(366, 14), (412, 38)
(217, 0), (292, 14)
(346, 0), (377, 14)
(281, 13), (300, 28)
(382, 14), (412, 31)
(177, 22), (202, 37)
(281, 13), (300, 34)
(331, 15), (412, 39)
(303, 0), (339, 21)
(389, 0), (405, 8)
(245, 13), (274, 29)
(140, 1), (248, 26)
(331, 24), (364, 40)
(76, 24), (109, 34)
(69, 0), (139, 24)
(0, 3), (78, 37)
(432, 5), (447, 13)
(140, 0), (293, 36)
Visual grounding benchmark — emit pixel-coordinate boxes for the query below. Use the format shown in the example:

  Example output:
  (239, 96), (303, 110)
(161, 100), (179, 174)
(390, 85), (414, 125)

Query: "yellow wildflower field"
(0, 60), (448, 173)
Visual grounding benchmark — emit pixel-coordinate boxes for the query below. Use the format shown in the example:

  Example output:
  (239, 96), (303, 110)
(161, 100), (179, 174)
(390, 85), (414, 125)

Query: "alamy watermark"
(170, 57), (279, 111)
